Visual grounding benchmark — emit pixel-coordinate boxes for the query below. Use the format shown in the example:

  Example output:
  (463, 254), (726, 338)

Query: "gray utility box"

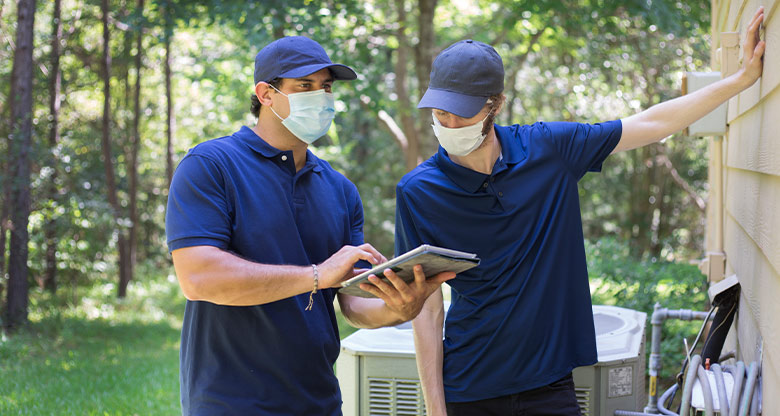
(337, 305), (646, 416)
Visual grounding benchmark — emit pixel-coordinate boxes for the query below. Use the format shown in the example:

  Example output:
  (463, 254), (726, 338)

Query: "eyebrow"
(295, 77), (334, 84)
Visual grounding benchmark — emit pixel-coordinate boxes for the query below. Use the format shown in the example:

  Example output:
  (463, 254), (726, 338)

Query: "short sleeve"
(544, 120), (622, 179)
(394, 184), (424, 257)
(166, 154), (233, 252)
(348, 184), (371, 269)
(348, 184), (365, 247)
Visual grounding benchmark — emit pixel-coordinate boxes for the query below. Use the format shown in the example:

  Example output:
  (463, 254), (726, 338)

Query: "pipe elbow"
(651, 307), (668, 324)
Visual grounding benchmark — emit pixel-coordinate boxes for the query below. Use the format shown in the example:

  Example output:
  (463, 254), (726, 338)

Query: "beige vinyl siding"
(713, 0), (780, 413)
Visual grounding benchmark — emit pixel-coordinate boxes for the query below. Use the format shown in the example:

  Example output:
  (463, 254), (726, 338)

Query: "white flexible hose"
(618, 359), (762, 416)
(696, 363), (715, 416)
(712, 363), (730, 415)
(730, 361), (746, 416)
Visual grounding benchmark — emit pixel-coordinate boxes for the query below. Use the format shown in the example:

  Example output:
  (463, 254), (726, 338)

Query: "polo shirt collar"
(494, 124), (527, 165)
(303, 149), (324, 173)
(435, 124), (526, 193)
(236, 126), (323, 173)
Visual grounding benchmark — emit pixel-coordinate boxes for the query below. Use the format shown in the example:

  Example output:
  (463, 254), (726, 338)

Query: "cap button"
(466, 39), (473, 43)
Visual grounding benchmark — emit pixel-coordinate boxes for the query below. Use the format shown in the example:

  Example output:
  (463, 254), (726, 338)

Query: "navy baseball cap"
(418, 39), (504, 118)
(254, 36), (357, 84)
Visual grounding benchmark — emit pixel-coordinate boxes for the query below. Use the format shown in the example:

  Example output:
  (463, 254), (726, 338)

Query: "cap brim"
(417, 88), (489, 118)
(278, 63), (357, 81)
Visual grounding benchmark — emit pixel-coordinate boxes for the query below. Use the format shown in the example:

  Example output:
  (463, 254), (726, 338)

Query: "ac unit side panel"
(636, 330), (647, 410)
(335, 352), (361, 416)
(360, 356), (426, 416)
(573, 364), (598, 416)
(601, 362), (643, 415)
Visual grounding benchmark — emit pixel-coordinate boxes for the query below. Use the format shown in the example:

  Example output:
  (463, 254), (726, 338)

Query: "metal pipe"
(712, 363), (729, 415)
(697, 363), (715, 416)
(680, 355), (702, 415)
(644, 303), (712, 413)
(658, 384), (679, 415)
(728, 361), (745, 416)
(738, 362), (758, 416)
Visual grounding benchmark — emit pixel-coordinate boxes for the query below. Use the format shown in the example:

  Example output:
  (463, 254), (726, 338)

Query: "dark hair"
(250, 78), (283, 118)
(482, 93), (506, 136)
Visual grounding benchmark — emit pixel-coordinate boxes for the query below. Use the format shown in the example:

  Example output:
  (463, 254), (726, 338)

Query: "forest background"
(1, 0), (715, 413)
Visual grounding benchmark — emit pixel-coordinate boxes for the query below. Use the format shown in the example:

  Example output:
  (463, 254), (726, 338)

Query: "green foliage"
(587, 237), (710, 384)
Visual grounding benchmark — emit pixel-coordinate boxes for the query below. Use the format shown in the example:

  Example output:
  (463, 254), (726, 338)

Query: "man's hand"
(318, 244), (387, 289)
(736, 7), (766, 87)
(358, 265), (455, 322)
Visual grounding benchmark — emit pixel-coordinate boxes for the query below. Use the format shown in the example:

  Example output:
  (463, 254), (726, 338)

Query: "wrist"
(731, 68), (757, 90)
(304, 264), (319, 311)
(316, 262), (338, 289)
(383, 303), (408, 325)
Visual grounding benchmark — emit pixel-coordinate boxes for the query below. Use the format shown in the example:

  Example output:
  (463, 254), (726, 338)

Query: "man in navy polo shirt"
(166, 36), (454, 415)
(401, 8), (765, 416)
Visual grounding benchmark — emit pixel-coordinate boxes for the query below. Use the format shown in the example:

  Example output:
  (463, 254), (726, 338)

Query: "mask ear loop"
(482, 96), (502, 137)
(266, 83), (288, 122)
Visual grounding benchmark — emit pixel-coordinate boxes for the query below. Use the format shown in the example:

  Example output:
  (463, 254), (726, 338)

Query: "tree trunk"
(164, 2), (174, 188)
(413, 0), (437, 156)
(394, 0), (420, 171)
(0, 0), (8, 303)
(0, 168), (7, 304)
(122, 0), (144, 297)
(4, 0), (36, 331)
(44, 0), (63, 293)
(1, 137), (9, 304)
(101, 0), (131, 298)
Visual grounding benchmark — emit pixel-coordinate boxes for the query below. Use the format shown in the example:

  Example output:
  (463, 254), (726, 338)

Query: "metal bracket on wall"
(699, 251), (726, 283)
(719, 32), (740, 78)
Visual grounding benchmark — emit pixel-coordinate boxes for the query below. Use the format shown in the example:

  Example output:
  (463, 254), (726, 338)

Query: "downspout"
(699, 31), (739, 285)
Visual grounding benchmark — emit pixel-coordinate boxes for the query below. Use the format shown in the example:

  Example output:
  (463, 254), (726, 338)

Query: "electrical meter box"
(682, 71), (728, 136)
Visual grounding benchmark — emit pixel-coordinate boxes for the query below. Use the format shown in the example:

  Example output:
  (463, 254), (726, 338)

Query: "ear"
(254, 82), (276, 106)
(491, 94), (506, 116)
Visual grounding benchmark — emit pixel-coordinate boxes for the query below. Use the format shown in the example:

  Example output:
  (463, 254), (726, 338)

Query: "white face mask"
(431, 114), (488, 156)
(269, 86), (336, 144)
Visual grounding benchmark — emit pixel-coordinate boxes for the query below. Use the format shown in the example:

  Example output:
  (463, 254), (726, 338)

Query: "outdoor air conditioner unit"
(337, 304), (646, 416)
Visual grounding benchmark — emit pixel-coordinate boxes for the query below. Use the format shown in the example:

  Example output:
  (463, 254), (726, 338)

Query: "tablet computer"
(339, 244), (480, 298)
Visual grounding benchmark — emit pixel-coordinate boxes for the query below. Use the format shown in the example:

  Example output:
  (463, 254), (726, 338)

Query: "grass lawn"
(0, 272), (185, 415)
(0, 269), (362, 415)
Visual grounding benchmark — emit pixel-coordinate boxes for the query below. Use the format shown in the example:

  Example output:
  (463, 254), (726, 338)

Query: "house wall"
(711, 0), (779, 411)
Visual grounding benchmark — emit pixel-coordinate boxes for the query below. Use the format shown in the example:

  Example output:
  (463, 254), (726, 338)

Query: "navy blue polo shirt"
(395, 120), (622, 402)
(166, 126), (364, 415)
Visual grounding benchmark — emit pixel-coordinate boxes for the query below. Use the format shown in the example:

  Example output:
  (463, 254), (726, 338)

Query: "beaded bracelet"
(305, 264), (319, 311)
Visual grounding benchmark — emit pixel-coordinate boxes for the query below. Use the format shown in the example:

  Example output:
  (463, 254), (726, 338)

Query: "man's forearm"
(413, 290), (447, 416)
(172, 246), (317, 306)
(337, 293), (405, 328)
(616, 72), (752, 153)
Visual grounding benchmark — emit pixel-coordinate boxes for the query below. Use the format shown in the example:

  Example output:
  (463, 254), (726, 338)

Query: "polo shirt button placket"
(482, 182), (488, 190)
(281, 154), (288, 162)
(498, 191), (504, 197)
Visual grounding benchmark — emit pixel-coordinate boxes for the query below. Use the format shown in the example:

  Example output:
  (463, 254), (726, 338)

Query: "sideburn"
(481, 95), (504, 136)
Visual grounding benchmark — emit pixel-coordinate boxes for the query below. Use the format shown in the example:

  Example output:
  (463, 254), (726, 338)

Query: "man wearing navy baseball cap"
(166, 36), (454, 415)
(400, 8), (765, 415)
